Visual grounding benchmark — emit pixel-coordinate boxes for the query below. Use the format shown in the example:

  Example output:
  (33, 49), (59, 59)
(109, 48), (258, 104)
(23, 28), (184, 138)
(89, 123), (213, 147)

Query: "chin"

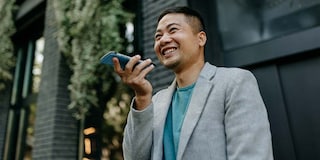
(163, 61), (179, 70)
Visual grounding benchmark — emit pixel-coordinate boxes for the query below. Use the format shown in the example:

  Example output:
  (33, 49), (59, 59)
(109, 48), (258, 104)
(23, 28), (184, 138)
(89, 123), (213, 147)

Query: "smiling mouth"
(162, 47), (177, 55)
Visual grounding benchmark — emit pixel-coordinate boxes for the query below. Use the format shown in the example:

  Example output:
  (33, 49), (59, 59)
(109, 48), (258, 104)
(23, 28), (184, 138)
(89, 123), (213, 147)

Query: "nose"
(159, 33), (172, 46)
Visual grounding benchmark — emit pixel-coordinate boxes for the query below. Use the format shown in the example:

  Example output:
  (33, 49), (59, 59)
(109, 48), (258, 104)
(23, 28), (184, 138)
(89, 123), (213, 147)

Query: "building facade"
(1, 0), (78, 159)
(1, 0), (320, 159)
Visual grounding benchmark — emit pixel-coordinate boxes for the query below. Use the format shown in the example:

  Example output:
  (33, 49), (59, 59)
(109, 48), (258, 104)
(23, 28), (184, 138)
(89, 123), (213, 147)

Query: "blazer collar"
(153, 81), (176, 160)
(153, 63), (217, 160)
(177, 63), (217, 159)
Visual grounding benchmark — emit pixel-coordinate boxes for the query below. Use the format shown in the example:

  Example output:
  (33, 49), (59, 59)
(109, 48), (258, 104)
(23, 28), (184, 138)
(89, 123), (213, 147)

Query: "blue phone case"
(100, 51), (133, 69)
(100, 51), (155, 69)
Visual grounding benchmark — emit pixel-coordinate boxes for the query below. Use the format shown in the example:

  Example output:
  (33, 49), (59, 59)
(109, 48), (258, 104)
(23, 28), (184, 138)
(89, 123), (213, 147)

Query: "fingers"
(125, 55), (142, 71)
(112, 55), (155, 82)
(132, 58), (154, 78)
(112, 57), (123, 74)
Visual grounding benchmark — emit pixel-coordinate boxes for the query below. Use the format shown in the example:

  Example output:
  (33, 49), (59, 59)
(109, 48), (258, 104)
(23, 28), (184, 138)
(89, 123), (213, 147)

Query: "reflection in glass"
(217, 0), (320, 50)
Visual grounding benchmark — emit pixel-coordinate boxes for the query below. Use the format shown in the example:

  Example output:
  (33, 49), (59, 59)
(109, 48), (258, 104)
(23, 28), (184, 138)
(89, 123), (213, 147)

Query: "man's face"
(154, 13), (205, 71)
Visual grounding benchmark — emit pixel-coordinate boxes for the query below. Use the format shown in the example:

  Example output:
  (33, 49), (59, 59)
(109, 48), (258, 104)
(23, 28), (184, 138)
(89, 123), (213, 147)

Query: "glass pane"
(217, 0), (320, 50)
(24, 37), (45, 160)
(32, 37), (44, 93)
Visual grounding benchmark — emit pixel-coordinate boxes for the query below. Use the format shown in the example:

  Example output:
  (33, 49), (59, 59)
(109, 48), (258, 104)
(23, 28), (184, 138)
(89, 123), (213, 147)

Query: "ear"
(198, 31), (207, 47)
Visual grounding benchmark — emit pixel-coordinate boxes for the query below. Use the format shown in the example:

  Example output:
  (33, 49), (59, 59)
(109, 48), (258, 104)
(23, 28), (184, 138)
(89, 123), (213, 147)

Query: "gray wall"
(31, 0), (78, 159)
(141, 0), (187, 93)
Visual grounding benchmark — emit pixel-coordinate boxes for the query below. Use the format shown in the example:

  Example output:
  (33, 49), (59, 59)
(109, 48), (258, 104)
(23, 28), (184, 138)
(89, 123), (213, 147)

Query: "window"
(217, 0), (320, 51)
(4, 37), (44, 160)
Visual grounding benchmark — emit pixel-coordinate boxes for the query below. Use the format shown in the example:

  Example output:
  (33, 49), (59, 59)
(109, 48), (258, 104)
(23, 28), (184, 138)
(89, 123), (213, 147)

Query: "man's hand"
(113, 55), (155, 110)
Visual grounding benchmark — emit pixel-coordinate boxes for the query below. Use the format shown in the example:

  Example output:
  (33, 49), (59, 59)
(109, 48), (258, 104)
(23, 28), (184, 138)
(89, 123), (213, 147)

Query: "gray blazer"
(123, 63), (274, 160)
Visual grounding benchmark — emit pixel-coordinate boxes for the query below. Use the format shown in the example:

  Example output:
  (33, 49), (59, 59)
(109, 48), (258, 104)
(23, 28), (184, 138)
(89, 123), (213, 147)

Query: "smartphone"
(100, 51), (154, 69)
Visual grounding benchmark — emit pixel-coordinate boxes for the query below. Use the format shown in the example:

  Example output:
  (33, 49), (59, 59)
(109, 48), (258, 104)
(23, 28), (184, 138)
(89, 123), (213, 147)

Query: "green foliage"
(53, 1), (134, 158)
(102, 83), (131, 159)
(52, 0), (133, 118)
(0, 0), (16, 91)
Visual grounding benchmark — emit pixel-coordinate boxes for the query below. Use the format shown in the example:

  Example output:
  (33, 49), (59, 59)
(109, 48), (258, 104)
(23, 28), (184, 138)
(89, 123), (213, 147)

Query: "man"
(113, 6), (273, 160)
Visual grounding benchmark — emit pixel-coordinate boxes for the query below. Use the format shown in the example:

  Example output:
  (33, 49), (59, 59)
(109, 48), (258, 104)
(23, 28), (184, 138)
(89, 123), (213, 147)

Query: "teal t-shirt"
(163, 83), (195, 160)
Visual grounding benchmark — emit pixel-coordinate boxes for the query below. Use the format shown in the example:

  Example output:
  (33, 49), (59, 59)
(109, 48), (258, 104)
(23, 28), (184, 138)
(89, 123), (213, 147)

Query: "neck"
(175, 61), (204, 88)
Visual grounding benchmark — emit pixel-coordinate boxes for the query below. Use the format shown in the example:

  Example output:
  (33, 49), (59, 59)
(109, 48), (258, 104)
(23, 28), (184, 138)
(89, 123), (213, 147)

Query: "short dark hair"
(157, 6), (205, 32)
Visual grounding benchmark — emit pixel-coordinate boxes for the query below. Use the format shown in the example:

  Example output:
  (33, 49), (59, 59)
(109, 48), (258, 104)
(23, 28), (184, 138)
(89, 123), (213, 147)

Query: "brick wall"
(31, 0), (78, 159)
(141, 0), (188, 92)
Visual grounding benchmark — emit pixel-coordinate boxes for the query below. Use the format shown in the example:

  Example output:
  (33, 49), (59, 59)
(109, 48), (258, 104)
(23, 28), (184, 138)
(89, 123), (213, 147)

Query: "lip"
(160, 46), (177, 55)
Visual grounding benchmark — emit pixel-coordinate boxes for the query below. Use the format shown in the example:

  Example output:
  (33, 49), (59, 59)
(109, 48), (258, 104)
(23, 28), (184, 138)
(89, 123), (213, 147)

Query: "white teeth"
(163, 48), (175, 54)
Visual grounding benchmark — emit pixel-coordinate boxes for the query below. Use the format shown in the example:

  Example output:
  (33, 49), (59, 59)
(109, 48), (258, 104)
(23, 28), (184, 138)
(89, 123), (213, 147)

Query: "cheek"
(154, 42), (160, 54)
(183, 37), (198, 49)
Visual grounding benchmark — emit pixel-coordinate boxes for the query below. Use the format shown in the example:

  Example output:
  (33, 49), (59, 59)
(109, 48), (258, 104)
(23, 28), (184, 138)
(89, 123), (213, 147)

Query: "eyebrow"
(155, 22), (181, 33)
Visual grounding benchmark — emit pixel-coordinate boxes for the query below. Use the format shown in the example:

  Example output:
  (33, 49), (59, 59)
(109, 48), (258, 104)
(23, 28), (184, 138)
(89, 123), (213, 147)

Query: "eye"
(169, 27), (178, 33)
(154, 33), (162, 41)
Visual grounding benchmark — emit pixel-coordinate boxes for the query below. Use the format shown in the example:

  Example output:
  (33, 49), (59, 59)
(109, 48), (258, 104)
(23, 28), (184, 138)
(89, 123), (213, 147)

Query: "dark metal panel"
(13, 0), (45, 44)
(224, 26), (320, 67)
(15, 0), (45, 20)
(278, 54), (320, 160)
(252, 65), (296, 160)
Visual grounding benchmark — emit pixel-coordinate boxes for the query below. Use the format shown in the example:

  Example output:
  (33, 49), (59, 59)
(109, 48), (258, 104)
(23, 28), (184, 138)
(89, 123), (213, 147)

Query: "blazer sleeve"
(224, 69), (274, 160)
(122, 98), (153, 160)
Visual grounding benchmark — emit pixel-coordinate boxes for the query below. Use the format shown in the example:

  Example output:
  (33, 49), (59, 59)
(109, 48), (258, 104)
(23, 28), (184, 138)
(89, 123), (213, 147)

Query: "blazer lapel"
(153, 81), (176, 160)
(177, 63), (217, 159)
